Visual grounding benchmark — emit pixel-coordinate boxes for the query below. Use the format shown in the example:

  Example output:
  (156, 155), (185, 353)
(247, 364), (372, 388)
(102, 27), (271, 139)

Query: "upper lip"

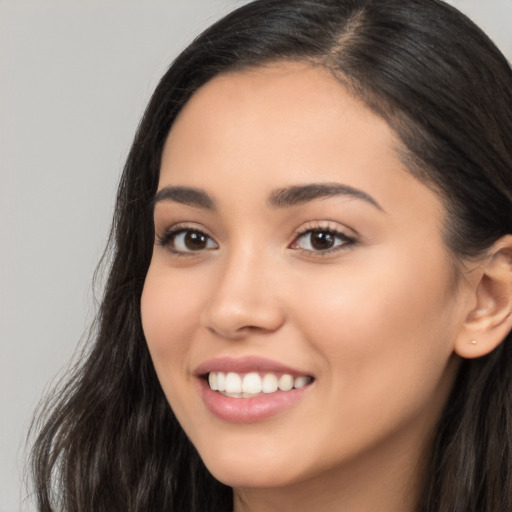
(195, 356), (313, 377)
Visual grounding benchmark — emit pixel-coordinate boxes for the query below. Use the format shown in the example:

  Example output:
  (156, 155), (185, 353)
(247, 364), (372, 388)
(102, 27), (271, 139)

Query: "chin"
(207, 464), (299, 490)
(198, 445), (307, 489)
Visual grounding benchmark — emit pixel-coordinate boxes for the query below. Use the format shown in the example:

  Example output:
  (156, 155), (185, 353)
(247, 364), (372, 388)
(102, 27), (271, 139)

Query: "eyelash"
(156, 223), (357, 257)
(156, 224), (218, 256)
(290, 223), (358, 256)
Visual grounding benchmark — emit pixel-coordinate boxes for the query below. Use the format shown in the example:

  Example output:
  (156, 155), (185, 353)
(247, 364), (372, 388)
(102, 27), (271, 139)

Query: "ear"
(455, 235), (512, 359)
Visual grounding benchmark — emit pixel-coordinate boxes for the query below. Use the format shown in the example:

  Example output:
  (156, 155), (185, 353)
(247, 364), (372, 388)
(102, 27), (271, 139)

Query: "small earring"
(470, 340), (477, 345)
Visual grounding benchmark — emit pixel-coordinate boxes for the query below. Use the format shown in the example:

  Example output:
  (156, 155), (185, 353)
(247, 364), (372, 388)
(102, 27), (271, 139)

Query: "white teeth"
(225, 372), (242, 394)
(217, 372), (226, 392)
(242, 372), (262, 394)
(262, 373), (278, 393)
(207, 371), (312, 396)
(294, 376), (309, 389)
(208, 372), (218, 391)
(278, 374), (294, 391)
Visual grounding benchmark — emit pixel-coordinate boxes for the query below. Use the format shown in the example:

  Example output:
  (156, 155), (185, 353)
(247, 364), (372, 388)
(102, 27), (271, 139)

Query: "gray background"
(1, 1), (511, 511)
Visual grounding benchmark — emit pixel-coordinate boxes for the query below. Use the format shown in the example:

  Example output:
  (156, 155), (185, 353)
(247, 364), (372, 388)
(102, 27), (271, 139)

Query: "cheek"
(281, 256), (459, 468)
(140, 263), (212, 427)
(141, 265), (201, 370)
(296, 242), (456, 342)
(291, 246), (459, 407)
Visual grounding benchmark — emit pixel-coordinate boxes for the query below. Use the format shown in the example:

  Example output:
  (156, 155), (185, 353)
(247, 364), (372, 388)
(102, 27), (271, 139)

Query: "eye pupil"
(185, 231), (208, 250)
(311, 231), (335, 250)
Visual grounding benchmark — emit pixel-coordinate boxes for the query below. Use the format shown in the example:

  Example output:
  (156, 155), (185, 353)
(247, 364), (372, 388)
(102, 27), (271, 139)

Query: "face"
(141, 63), (470, 494)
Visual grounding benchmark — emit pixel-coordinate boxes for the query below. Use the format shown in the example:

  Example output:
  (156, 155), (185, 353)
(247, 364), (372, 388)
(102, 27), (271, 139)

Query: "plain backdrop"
(1, 1), (511, 511)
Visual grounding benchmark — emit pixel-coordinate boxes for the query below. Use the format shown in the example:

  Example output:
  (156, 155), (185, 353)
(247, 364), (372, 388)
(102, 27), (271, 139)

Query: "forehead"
(159, 62), (444, 226)
(163, 64), (398, 177)
(169, 63), (395, 148)
(177, 62), (377, 128)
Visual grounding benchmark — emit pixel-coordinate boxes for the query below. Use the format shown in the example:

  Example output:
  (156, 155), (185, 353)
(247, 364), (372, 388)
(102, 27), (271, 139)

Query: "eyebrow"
(268, 183), (384, 211)
(153, 186), (216, 210)
(153, 182), (383, 212)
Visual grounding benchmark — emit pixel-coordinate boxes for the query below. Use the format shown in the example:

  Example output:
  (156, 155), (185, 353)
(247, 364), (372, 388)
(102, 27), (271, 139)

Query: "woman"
(30, 0), (512, 511)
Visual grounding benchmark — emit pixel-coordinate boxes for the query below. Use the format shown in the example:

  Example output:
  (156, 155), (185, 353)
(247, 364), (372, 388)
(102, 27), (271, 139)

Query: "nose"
(200, 247), (285, 340)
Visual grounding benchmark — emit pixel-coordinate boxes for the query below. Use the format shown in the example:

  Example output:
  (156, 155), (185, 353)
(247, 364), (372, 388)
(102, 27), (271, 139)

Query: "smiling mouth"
(206, 371), (314, 398)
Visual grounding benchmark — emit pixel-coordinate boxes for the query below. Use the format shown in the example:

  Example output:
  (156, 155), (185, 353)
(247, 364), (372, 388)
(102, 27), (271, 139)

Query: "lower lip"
(199, 379), (311, 423)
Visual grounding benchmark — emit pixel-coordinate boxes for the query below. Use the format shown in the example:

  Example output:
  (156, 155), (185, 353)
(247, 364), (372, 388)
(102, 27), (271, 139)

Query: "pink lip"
(194, 356), (314, 423)
(198, 380), (311, 423)
(194, 356), (311, 377)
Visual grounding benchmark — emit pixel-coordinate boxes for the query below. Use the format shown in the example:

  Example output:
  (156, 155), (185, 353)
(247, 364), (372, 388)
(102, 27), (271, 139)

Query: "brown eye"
(291, 228), (356, 254)
(162, 229), (218, 253)
(310, 231), (335, 250)
(183, 231), (209, 250)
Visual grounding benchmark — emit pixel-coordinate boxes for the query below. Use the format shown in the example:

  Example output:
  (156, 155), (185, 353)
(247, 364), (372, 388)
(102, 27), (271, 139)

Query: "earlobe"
(454, 235), (512, 359)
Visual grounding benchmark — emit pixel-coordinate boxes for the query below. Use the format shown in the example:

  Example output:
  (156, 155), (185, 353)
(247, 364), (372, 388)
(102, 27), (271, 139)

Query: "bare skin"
(141, 62), (512, 512)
